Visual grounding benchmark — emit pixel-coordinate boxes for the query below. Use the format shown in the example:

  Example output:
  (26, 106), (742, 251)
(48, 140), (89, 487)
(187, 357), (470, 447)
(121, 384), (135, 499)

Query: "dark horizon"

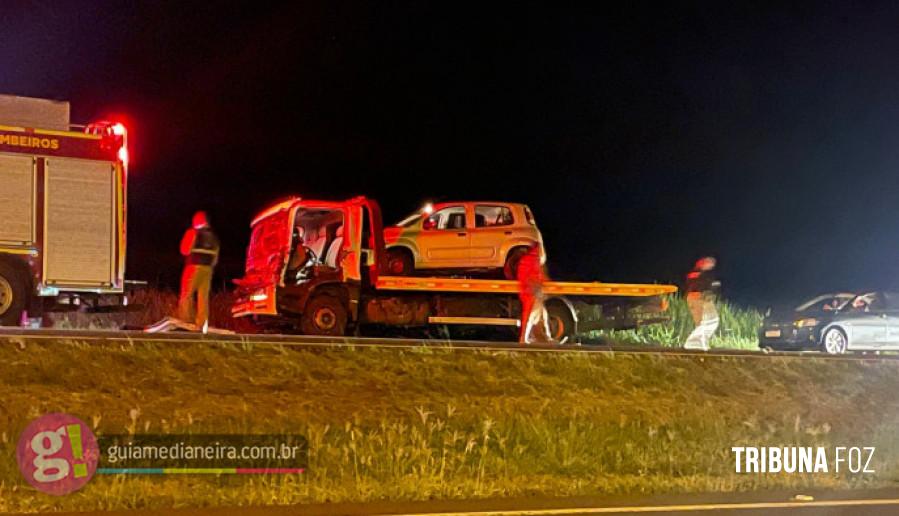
(4, 2), (899, 306)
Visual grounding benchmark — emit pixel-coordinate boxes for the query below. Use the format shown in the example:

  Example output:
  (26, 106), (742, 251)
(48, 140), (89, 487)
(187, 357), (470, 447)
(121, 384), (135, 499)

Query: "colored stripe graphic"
(97, 468), (305, 474)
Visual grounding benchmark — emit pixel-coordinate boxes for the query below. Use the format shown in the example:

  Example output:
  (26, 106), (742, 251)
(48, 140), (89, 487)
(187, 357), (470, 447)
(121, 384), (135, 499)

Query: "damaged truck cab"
(233, 196), (677, 340)
(233, 196), (379, 335)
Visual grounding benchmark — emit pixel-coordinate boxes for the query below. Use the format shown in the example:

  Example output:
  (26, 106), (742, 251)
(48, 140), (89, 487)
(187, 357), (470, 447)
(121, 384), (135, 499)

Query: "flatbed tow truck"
(233, 196), (676, 341)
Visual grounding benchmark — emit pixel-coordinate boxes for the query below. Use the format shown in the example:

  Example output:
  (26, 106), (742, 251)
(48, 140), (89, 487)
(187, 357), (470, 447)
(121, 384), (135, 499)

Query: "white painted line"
(387, 497), (899, 515)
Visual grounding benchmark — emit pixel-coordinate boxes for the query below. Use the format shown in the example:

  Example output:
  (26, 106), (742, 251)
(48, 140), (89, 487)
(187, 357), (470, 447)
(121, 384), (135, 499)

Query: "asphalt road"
(30, 489), (899, 515)
(0, 327), (895, 362)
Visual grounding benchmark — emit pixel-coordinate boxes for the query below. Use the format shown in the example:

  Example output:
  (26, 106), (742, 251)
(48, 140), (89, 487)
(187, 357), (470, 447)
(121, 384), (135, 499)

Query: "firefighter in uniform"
(683, 256), (720, 350)
(177, 211), (220, 331)
(517, 244), (552, 344)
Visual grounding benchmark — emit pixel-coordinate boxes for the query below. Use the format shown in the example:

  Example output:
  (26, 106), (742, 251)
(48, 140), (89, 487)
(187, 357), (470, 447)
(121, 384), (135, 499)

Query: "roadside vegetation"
(53, 288), (763, 351)
(594, 295), (763, 350)
(2, 337), (898, 512)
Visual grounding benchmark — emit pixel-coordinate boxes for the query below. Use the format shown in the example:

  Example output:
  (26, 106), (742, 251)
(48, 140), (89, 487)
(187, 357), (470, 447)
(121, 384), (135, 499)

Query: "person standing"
(177, 211), (220, 331)
(683, 256), (720, 350)
(517, 244), (552, 344)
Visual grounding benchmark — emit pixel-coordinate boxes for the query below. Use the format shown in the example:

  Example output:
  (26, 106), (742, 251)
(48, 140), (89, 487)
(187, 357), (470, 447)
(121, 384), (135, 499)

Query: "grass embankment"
(2, 338), (899, 512)
(596, 296), (763, 350)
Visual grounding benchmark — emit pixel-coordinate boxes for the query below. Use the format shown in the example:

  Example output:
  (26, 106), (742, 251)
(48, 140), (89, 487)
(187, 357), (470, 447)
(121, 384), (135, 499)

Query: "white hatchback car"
(383, 202), (545, 279)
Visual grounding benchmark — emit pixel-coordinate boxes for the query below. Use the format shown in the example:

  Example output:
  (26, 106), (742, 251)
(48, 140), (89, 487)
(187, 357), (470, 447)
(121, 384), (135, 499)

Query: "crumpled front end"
(232, 206), (292, 318)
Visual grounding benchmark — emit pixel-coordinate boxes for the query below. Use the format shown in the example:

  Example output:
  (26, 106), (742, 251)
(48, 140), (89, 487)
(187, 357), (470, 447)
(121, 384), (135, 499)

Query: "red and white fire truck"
(0, 95), (129, 325)
(232, 196), (676, 341)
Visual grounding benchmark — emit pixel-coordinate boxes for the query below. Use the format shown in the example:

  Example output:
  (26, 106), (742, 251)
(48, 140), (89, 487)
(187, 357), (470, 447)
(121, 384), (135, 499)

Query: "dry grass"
(2, 338), (899, 512)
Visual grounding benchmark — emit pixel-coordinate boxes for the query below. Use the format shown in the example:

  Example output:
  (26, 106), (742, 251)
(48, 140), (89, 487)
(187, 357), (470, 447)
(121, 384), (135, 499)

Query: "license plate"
(765, 329), (781, 338)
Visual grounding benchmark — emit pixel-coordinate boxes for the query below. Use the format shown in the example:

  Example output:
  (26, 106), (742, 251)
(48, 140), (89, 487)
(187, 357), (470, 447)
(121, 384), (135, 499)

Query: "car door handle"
(457, 232), (467, 237)
(504, 231), (512, 235)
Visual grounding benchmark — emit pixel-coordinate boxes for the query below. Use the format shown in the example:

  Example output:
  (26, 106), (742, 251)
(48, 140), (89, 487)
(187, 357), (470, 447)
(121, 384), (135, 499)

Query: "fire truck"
(232, 196), (676, 341)
(0, 95), (129, 326)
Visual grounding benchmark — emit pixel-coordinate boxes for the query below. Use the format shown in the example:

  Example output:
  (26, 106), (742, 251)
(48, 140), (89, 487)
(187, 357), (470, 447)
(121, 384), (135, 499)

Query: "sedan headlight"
(795, 318), (819, 328)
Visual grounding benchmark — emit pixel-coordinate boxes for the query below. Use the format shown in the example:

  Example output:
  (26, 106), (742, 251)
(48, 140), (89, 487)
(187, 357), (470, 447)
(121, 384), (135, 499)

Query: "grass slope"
(2, 337), (899, 512)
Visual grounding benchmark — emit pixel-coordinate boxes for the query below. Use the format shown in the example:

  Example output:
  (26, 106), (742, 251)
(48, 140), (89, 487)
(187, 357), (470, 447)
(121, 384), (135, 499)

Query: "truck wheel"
(503, 247), (528, 280)
(386, 248), (413, 276)
(0, 262), (27, 326)
(301, 294), (348, 336)
(547, 302), (575, 344)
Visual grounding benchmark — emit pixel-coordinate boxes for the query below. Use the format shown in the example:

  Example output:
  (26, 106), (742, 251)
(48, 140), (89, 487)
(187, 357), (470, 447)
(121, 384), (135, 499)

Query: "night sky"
(4, 1), (899, 306)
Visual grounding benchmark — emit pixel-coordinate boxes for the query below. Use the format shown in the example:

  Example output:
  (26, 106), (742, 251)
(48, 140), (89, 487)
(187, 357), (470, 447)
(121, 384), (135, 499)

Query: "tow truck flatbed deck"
(375, 276), (677, 297)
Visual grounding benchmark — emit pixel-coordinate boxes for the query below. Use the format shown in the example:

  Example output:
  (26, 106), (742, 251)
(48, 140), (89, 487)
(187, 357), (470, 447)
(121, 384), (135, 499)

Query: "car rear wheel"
(0, 262), (27, 326)
(503, 247), (528, 280)
(386, 248), (414, 276)
(301, 294), (348, 336)
(822, 327), (848, 354)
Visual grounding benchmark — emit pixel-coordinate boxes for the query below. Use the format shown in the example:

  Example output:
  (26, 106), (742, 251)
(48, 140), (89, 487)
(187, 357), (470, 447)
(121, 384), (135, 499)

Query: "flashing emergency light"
(422, 203), (434, 215)
(85, 120), (129, 171)
(118, 147), (129, 168)
(114, 123), (129, 172)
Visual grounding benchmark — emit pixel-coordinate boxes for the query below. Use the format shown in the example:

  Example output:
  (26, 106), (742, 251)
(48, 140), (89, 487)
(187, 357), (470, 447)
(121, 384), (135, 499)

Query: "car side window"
(882, 292), (899, 311)
(852, 294), (883, 312)
(475, 205), (514, 227)
(872, 292), (899, 312)
(424, 206), (466, 230)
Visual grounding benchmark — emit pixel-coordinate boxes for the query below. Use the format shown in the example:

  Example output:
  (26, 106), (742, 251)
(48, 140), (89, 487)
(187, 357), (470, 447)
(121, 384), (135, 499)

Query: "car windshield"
(794, 293), (854, 312)
(395, 210), (423, 227)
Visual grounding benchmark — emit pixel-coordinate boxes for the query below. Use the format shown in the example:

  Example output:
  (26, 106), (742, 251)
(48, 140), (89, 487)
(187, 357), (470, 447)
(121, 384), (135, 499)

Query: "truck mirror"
(423, 217), (437, 230)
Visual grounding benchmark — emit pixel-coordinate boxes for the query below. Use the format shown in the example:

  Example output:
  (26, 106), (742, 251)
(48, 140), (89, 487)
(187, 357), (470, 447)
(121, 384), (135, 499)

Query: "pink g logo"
(16, 413), (99, 495)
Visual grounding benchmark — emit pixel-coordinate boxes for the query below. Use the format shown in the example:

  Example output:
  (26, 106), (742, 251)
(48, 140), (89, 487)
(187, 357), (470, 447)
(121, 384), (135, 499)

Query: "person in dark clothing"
(684, 256), (721, 350)
(177, 211), (220, 331)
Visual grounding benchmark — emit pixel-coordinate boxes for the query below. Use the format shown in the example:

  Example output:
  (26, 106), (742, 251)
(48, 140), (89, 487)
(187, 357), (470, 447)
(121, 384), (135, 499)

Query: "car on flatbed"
(383, 201), (544, 279)
(232, 196), (675, 341)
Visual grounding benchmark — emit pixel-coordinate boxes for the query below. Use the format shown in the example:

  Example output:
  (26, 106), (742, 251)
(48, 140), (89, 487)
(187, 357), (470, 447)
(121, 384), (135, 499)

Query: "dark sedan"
(759, 293), (855, 352)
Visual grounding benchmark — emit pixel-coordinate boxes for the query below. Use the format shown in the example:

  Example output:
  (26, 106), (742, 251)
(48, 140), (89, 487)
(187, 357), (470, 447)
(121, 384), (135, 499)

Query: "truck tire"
(301, 294), (348, 336)
(386, 248), (414, 276)
(547, 301), (576, 344)
(0, 262), (27, 326)
(503, 247), (528, 280)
